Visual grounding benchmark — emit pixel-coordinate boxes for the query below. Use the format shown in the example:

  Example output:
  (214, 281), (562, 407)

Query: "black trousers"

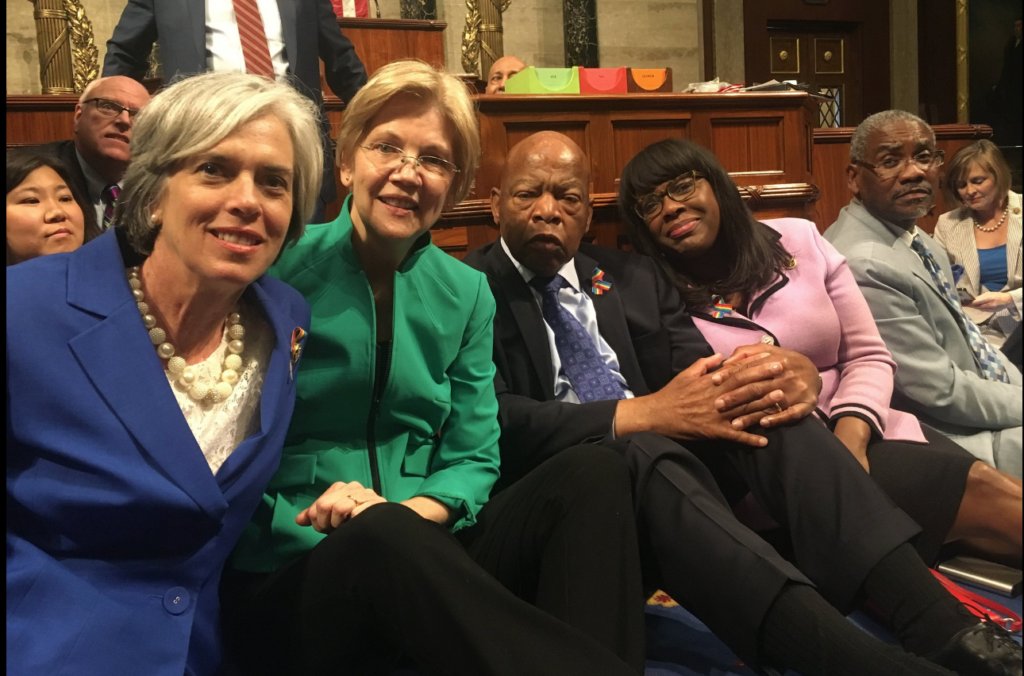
(605, 416), (926, 665)
(220, 445), (646, 676)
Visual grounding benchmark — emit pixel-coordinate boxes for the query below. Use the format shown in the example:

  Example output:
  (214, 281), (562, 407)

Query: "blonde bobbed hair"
(117, 71), (323, 256)
(336, 60), (480, 206)
(942, 140), (1013, 209)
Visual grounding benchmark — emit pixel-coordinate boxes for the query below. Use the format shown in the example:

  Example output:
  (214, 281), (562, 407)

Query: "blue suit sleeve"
(103, 0), (159, 80)
(316, 0), (368, 103)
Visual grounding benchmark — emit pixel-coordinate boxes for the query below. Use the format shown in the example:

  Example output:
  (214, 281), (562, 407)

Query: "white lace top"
(165, 300), (274, 474)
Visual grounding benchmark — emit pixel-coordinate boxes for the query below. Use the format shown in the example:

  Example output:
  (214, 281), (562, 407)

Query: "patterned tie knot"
(103, 184), (120, 202)
(530, 274), (569, 296)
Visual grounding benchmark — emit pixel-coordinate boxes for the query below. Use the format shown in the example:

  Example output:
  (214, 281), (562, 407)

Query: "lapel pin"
(591, 268), (612, 295)
(290, 327), (307, 381)
(711, 295), (734, 319)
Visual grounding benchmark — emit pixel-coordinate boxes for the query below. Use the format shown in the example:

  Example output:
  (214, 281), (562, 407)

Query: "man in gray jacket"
(825, 110), (1022, 478)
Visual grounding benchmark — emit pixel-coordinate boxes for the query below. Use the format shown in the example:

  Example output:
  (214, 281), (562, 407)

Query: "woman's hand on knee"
(296, 482), (387, 533)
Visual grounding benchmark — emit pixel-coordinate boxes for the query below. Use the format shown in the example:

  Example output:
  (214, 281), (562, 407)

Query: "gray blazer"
(824, 199), (1022, 442)
(933, 191), (1023, 340)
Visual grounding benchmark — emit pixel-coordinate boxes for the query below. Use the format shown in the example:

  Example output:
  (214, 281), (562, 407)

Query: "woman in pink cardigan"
(618, 138), (1022, 565)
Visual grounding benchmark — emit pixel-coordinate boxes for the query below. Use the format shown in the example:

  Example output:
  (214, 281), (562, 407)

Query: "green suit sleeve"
(413, 275), (501, 530)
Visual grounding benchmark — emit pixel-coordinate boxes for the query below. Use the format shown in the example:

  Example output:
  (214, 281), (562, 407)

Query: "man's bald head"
(485, 56), (527, 94)
(74, 76), (151, 183)
(491, 131), (593, 277)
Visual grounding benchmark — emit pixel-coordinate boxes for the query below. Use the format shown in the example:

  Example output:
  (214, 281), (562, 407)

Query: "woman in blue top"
(935, 140), (1022, 348)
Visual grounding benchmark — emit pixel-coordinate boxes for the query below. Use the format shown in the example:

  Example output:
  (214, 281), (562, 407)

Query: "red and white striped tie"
(231, 0), (275, 78)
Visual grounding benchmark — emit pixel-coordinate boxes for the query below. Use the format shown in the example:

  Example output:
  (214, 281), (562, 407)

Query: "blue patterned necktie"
(909, 235), (1010, 383)
(530, 275), (627, 403)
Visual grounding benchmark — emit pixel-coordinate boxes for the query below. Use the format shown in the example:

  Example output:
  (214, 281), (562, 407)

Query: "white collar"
(500, 237), (581, 292)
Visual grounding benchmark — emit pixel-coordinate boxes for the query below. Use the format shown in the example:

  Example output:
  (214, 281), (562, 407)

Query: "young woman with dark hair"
(618, 137), (1023, 569)
(6, 150), (97, 265)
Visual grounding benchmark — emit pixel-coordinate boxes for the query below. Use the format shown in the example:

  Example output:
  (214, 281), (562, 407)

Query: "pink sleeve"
(813, 228), (896, 436)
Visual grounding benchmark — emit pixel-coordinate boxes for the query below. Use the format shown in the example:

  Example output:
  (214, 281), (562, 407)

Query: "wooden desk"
(436, 91), (819, 256)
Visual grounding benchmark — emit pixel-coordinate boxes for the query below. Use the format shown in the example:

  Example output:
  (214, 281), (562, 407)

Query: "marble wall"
(596, 0), (700, 88)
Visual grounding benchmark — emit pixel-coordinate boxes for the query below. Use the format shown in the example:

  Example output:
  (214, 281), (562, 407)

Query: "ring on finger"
(766, 403), (784, 414)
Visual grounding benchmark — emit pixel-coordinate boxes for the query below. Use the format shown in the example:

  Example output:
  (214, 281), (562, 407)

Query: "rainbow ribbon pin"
(591, 268), (612, 295)
(710, 295), (733, 319)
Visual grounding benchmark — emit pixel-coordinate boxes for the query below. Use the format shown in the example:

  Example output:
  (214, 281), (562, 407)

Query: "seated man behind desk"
(464, 131), (1021, 676)
(34, 76), (151, 234)
(485, 55), (526, 94)
(824, 110), (1023, 479)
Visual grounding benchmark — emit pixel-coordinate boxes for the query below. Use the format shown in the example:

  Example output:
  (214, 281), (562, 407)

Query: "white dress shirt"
(205, 0), (290, 81)
(501, 238), (634, 403)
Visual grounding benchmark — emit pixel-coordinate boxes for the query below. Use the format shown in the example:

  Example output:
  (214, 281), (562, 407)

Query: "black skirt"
(867, 424), (977, 565)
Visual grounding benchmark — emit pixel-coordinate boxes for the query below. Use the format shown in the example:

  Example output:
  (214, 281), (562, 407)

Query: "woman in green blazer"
(221, 60), (646, 676)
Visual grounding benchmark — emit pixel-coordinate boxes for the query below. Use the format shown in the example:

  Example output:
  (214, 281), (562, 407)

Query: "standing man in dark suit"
(102, 0), (368, 222)
(464, 131), (1021, 676)
(33, 75), (151, 235)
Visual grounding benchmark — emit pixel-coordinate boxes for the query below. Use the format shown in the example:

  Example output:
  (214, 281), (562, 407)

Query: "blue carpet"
(644, 583), (1022, 675)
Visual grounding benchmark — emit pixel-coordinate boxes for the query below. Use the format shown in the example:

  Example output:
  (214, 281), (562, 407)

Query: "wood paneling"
(5, 95), (78, 146)
(610, 117), (691, 179)
(812, 124), (993, 233)
(917, 0), (958, 124)
(709, 116), (784, 175)
(474, 92), (817, 203)
(320, 18), (447, 100)
(743, 0), (889, 120)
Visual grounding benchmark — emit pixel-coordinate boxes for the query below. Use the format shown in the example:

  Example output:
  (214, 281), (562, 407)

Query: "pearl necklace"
(973, 202), (1010, 232)
(127, 266), (246, 404)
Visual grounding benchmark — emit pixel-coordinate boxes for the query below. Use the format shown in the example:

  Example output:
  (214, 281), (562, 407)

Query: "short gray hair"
(850, 110), (935, 163)
(116, 71), (323, 256)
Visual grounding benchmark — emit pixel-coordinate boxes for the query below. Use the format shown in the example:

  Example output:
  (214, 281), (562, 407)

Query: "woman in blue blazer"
(6, 72), (321, 676)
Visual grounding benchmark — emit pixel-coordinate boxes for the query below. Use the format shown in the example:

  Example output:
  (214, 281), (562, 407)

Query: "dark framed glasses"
(853, 150), (945, 181)
(634, 170), (706, 221)
(83, 97), (142, 119)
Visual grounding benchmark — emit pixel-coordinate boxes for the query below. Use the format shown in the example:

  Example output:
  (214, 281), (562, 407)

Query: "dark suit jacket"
(102, 0), (368, 205)
(464, 241), (714, 489)
(31, 139), (101, 236)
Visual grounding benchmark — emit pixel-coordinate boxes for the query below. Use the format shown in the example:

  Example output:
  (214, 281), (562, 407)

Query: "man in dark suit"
(102, 0), (368, 222)
(464, 131), (1020, 676)
(34, 75), (151, 234)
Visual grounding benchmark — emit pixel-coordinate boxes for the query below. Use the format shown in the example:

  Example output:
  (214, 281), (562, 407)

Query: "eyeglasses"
(360, 142), (459, 181)
(634, 171), (706, 221)
(854, 150), (945, 181)
(83, 97), (142, 119)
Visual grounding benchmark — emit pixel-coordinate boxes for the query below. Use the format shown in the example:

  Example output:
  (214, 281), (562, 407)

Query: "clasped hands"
(296, 482), (450, 534)
(615, 344), (821, 447)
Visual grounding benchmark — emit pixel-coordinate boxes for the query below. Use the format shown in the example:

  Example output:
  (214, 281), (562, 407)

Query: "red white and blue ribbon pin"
(591, 268), (612, 295)
(710, 295), (733, 319)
